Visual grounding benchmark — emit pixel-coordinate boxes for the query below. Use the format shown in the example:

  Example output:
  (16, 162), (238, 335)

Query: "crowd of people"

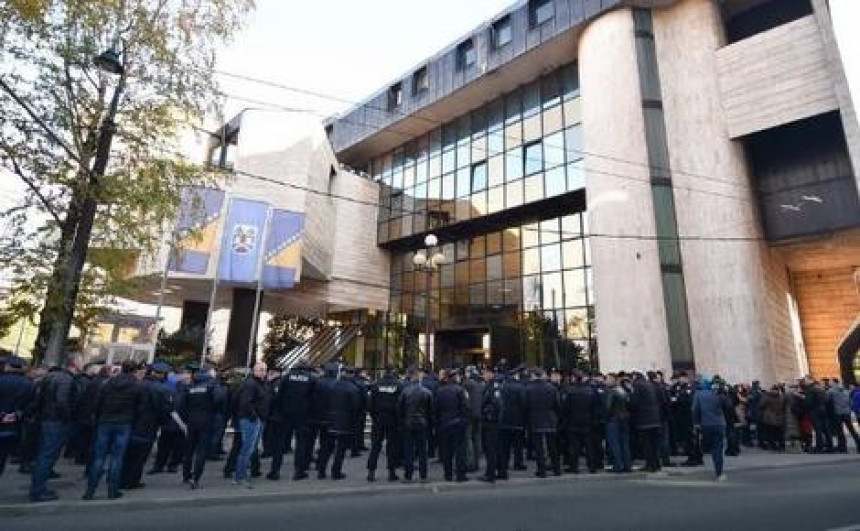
(1, 353), (859, 503)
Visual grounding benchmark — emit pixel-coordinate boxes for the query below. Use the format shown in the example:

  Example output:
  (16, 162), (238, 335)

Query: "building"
(136, 0), (860, 383)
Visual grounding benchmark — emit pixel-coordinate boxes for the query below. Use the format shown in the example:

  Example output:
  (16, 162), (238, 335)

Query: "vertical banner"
(218, 198), (270, 283)
(169, 187), (226, 274)
(262, 209), (304, 289)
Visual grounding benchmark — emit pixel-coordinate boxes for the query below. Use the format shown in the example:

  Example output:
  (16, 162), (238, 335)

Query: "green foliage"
(155, 325), (204, 368)
(0, 0), (254, 349)
(261, 313), (326, 367)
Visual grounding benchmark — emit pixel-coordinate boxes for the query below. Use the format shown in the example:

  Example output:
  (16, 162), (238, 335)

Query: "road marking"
(826, 525), (860, 531)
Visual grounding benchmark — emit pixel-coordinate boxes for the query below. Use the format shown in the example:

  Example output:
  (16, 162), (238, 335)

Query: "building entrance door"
(435, 328), (489, 369)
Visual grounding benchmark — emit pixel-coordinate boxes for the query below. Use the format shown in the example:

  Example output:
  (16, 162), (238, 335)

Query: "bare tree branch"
(0, 146), (63, 224)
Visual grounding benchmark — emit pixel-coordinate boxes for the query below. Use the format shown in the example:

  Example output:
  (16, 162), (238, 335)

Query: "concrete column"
(651, 0), (799, 383)
(581, 8), (673, 373)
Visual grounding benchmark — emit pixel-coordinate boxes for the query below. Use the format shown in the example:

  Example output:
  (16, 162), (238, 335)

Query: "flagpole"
(149, 230), (173, 364)
(202, 197), (231, 367)
(246, 206), (272, 368)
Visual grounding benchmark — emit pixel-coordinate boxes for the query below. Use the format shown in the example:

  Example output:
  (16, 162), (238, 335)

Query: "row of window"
(388, 0), (558, 110)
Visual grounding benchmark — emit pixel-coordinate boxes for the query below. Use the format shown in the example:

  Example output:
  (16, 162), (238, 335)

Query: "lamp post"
(412, 234), (445, 369)
(41, 41), (126, 365)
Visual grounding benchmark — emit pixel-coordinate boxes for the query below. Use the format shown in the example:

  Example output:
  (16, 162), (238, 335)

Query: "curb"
(664, 455), (859, 480)
(0, 471), (647, 517)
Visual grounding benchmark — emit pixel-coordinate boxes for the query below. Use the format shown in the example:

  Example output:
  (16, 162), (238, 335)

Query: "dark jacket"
(178, 375), (219, 428)
(591, 382), (609, 425)
(564, 381), (595, 432)
(482, 379), (503, 424)
(310, 375), (335, 425)
(95, 373), (142, 425)
(462, 378), (485, 420)
(235, 376), (270, 421)
(35, 368), (76, 423)
(368, 375), (402, 426)
(327, 379), (362, 435)
(630, 379), (662, 430)
(500, 378), (527, 430)
(436, 381), (468, 429)
(399, 381), (434, 428)
(525, 379), (560, 433)
(0, 372), (32, 434)
(692, 389), (733, 427)
(133, 377), (171, 440)
(278, 367), (316, 423)
(606, 386), (630, 423)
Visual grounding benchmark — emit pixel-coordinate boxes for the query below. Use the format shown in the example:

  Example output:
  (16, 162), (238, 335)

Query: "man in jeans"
(83, 360), (144, 500)
(605, 373), (632, 473)
(692, 376), (733, 481)
(233, 362), (269, 488)
(29, 354), (83, 503)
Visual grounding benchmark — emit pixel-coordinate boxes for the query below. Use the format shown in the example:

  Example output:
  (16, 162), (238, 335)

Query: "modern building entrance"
(435, 327), (489, 368)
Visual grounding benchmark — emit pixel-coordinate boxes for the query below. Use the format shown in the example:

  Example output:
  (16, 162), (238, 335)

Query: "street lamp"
(413, 233), (445, 369)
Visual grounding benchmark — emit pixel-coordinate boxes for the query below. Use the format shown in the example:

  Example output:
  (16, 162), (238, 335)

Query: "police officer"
(670, 373), (701, 466)
(0, 356), (32, 477)
(261, 368), (283, 459)
(324, 366), (362, 480)
(590, 373), (609, 470)
(436, 369), (469, 482)
(498, 366), (527, 476)
(149, 366), (189, 475)
(121, 362), (172, 490)
(29, 354), (83, 502)
(268, 360), (316, 481)
(525, 368), (561, 477)
(564, 370), (596, 474)
(478, 366), (502, 482)
(351, 368), (370, 457)
(366, 365), (402, 482)
(177, 364), (221, 489)
(310, 364), (336, 478)
(398, 367), (433, 482)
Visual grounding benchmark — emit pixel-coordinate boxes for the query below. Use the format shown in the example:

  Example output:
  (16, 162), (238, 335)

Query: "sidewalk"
(0, 447), (855, 516)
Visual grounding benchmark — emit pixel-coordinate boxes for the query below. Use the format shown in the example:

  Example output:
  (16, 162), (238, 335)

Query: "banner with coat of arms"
(218, 198), (269, 283)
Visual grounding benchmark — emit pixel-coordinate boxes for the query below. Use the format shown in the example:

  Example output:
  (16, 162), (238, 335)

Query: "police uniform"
(178, 370), (220, 487)
(366, 371), (402, 481)
(479, 375), (503, 481)
(269, 364), (316, 480)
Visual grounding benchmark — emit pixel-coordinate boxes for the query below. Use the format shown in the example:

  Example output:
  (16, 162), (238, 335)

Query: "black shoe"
(478, 476), (495, 483)
(367, 471), (376, 482)
(455, 476), (468, 483)
(535, 471), (547, 478)
(19, 464), (31, 474)
(146, 468), (164, 475)
(332, 473), (346, 480)
(497, 474), (509, 481)
(317, 471), (327, 480)
(82, 491), (95, 501)
(108, 491), (123, 500)
(48, 471), (61, 479)
(513, 465), (527, 471)
(167, 467), (178, 473)
(388, 471), (399, 482)
(30, 492), (59, 503)
(444, 476), (453, 482)
(293, 472), (308, 481)
(402, 476), (414, 484)
(553, 469), (562, 477)
(266, 473), (280, 481)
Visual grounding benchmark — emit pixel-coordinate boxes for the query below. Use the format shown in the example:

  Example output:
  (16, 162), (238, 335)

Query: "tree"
(0, 0), (254, 363)
(261, 314), (326, 368)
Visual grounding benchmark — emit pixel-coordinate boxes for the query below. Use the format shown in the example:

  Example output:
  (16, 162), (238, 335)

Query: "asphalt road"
(5, 462), (859, 531)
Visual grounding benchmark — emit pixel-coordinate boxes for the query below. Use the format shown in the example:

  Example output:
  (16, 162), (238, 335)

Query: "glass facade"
(367, 62), (595, 370)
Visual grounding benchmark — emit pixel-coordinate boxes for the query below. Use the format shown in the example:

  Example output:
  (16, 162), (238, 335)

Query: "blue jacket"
(692, 390), (732, 427)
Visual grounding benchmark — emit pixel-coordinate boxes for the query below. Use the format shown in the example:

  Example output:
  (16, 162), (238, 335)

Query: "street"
(4, 461), (859, 531)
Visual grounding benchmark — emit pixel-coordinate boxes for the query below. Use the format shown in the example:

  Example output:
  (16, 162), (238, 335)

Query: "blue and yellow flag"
(262, 209), (303, 289)
(169, 187), (226, 274)
(218, 198), (270, 284)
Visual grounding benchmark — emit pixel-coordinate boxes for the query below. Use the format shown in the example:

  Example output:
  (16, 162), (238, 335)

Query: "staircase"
(276, 325), (362, 370)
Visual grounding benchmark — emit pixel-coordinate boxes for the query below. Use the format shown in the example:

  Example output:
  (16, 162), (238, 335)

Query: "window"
(471, 161), (488, 192)
(457, 39), (476, 71)
(492, 15), (512, 49)
(524, 141), (544, 175)
(388, 82), (403, 110)
(412, 66), (429, 95)
(529, 0), (554, 29)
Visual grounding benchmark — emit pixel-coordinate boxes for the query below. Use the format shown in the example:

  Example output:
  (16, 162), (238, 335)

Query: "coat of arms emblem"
(231, 224), (257, 255)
